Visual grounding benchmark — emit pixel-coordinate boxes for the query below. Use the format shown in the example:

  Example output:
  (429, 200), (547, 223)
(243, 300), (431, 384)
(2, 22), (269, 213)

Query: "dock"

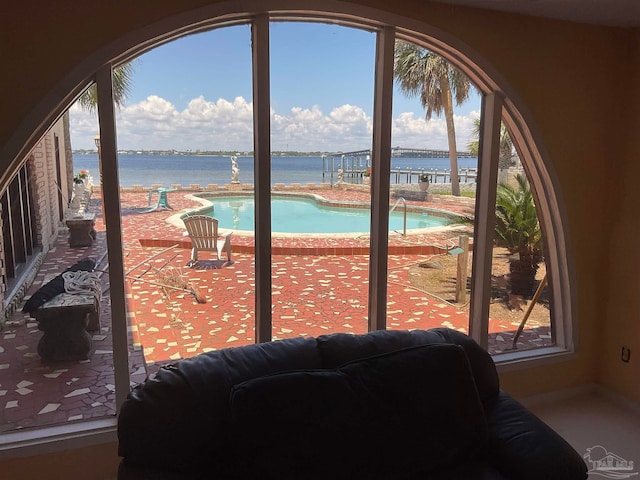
(322, 147), (478, 185)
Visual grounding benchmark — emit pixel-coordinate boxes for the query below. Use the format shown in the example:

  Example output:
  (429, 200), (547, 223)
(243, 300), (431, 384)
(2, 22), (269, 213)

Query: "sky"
(69, 22), (482, 152)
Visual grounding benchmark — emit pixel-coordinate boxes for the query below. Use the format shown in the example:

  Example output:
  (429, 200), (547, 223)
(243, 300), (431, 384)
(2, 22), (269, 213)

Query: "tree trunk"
(498, 152), (512, 169)
(498, 134), (513, 170)
(508, 249), (540, 297)
(440, 76), (460, 196)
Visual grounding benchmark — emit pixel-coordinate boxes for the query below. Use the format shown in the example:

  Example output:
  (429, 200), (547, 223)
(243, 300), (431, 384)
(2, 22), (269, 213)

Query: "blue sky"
(70, 22), (481, 151)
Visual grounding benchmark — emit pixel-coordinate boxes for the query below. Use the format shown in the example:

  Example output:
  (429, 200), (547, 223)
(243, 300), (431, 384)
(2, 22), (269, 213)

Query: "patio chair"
(183, 215), (232, 266)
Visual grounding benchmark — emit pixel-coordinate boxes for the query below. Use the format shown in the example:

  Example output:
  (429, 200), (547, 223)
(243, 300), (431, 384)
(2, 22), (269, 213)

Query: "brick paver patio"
(0, 188), (549, 433)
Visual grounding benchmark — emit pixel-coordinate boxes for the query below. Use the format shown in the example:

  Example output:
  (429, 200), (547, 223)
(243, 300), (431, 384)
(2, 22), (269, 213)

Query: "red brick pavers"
(115, 189), (548, 368)
(127, 251), (474, 370)
(0, 231), (147, 433)
(116, 189), (474, 369)
(1, 188), (549, 432)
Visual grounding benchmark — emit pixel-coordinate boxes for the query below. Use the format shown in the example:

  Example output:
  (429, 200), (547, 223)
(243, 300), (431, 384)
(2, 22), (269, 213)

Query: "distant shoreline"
(72, 152), (478, 188)
(72, 149), (475, 158)
(72, 150), (327, 158)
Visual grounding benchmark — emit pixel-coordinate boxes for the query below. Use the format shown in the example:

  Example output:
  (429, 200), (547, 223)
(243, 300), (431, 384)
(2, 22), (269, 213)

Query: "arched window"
(0, 5), (573, 452)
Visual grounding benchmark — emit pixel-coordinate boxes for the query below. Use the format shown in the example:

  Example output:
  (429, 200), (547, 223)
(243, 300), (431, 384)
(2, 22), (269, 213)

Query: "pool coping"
(148, 190), (467, 256)
(138, 236), (453, 256)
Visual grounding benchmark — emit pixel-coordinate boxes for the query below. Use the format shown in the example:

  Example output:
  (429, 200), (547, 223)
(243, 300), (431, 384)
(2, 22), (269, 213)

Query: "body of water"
(73, 153), (478, 187)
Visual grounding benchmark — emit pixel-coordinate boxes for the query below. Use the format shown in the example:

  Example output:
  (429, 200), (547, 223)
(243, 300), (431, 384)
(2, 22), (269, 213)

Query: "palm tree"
(76, 62), (135, 113)
(494, 174), (543, 297)
(467, 117), (515, 169)
(394, 41), (474, 196)
(64, 63), (134, 192)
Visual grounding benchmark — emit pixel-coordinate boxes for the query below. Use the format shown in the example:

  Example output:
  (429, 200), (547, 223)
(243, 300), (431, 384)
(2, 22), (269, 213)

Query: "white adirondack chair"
(182, 215), (232, 266)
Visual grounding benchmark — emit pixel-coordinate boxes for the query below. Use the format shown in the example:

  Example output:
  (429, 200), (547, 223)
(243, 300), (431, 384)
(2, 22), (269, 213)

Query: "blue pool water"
(205, 196), (450, 233)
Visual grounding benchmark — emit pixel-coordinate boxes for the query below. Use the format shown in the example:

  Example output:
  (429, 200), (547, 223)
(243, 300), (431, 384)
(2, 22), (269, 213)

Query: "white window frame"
(0, 2), (575, 457)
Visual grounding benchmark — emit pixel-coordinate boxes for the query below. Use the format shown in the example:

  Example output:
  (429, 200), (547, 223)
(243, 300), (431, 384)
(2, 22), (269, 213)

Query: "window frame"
(0, 4), (576, 456)
(1, 162), (39, 296)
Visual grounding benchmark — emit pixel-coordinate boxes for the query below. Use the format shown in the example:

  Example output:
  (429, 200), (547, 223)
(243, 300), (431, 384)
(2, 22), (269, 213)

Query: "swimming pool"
(198, 195), (452, 234)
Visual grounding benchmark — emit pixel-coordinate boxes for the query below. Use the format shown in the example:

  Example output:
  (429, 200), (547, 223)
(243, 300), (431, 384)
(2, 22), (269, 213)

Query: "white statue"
(68, 184), (83, 217)
(336, 168), (345, 184)
(231, 155), (240, 184)
(68, 170), (94, 218)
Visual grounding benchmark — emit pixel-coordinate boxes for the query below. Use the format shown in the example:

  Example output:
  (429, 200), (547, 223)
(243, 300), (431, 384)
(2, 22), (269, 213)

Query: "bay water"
(72, 153), (478, 187)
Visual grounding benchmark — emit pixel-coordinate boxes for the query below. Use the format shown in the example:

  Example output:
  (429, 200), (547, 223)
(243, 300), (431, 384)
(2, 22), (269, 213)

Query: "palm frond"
(77, 61), (135, 113)
(394, 41), (473, 121)
(494, 174), (542, 257)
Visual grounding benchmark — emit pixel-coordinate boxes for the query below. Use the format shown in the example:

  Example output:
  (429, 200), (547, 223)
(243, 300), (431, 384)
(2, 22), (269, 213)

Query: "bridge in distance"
(325, 147), (475, 159)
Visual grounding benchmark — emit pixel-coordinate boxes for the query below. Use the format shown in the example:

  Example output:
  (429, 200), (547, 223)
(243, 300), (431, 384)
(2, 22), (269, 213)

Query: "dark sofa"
(117, 328), (588, 479)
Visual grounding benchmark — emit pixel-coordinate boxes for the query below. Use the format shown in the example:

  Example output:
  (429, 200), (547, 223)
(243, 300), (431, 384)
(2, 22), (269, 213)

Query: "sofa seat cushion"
(230, 343), (487, 479)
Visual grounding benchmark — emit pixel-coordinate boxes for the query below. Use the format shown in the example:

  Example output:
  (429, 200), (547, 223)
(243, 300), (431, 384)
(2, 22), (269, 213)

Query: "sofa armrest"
(485, 392), (588, 480)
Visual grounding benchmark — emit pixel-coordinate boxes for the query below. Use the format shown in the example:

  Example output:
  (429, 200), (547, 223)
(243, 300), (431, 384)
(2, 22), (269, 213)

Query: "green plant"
(362, 168), (371, 177)
(419, 173), (430, 182)
(494, 174), (543, 297)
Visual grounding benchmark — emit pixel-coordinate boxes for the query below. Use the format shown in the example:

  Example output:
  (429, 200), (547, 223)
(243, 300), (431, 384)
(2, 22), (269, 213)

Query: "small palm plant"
(494, 174), (543, 297)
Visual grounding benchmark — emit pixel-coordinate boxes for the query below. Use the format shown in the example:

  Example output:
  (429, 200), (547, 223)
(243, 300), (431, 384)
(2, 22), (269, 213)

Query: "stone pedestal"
(32, 292), (101, 363)
(392, 189), (429, 201)
(66, 213), (96, 248)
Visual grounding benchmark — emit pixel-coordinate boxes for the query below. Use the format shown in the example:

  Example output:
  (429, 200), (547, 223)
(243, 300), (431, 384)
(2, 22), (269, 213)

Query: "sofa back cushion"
(230, 343), (487, 479)
(117, 336), (320, 476)
(317, 328), (500, 404)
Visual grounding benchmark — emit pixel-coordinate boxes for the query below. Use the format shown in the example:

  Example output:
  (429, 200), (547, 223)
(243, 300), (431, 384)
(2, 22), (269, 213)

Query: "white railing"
(389, 196), (407, 236)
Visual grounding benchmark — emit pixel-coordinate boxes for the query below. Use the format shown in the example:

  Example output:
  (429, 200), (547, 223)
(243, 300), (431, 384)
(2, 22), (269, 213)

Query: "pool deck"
(0, 187), (550, 433)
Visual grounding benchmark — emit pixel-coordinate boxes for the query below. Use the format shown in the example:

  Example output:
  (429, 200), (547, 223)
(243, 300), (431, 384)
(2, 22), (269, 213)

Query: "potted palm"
(73, 169), (89, 185)
(418, 172), (430, 191)
(494, 174), (543, 298)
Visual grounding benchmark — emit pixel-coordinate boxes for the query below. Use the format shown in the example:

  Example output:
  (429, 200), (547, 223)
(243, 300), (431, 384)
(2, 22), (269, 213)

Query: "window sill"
(0, 417), (117, 459)
(494, 346), (577, 372)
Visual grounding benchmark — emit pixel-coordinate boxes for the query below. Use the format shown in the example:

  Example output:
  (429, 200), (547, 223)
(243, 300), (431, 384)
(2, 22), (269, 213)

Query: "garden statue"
(231, 155), (240, 184)
(336, 168), (344, 184)
(68, 170), (93, 218)
(68, 186), (83, 216)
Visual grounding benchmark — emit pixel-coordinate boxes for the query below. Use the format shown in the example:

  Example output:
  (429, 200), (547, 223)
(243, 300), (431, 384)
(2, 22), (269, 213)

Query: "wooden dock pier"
(322, 148), (477, 185)
(322, 167), (477, 184)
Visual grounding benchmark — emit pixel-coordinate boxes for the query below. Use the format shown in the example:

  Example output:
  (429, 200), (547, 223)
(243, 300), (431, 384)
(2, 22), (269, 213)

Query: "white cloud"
(69, 95), (479, 153)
